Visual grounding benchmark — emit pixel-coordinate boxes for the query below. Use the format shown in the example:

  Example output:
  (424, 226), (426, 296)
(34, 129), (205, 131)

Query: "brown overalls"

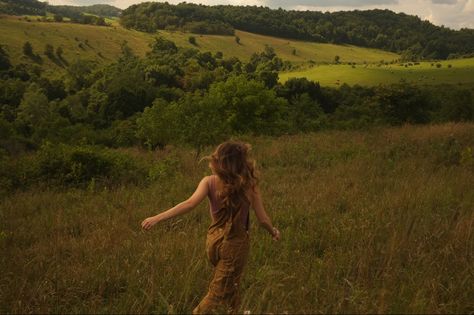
(193, 175), (250, 314)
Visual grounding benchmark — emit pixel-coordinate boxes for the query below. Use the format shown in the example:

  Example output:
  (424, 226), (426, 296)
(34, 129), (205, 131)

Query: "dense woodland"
(120, 2), (474, 60)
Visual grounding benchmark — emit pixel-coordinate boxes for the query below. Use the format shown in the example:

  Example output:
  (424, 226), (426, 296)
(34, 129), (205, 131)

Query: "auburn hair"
(206, 140), (258, 211)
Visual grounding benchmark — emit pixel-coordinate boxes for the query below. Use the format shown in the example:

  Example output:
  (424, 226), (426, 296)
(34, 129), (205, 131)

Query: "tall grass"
(1, 123), (473, 314)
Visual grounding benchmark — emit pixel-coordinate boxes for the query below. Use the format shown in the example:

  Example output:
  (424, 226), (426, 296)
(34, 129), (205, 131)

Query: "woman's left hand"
(141, 216), (159, 230)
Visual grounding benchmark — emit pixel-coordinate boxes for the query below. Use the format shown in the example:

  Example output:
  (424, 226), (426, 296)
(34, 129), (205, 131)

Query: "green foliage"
(188, 36), (197, 46)
(22, 41), (33, 56)
(56, 46), (63, 59)
(0, 45), (11, 72)
(148, 37), (178, 55)
(48, 4), (121, 18)
(374, 82), (431, 125)
(53, 14), (63, 22)
(136, 98), (179, 150)
(0, 0), (47, 16)
(120, 2), (474, 59)
(44, 44), (54, 59)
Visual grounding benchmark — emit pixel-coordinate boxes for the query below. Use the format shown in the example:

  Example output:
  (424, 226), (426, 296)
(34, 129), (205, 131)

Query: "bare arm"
(250, 186), (280, 241)
(141, 176), (209, 230)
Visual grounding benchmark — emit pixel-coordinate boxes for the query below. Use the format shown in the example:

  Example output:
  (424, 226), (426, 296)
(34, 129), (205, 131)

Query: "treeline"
(0, 0), (46, 16)
(48, 4), (121, 18)
(120, 2), (474, 60)
(0, 0), (120, 26)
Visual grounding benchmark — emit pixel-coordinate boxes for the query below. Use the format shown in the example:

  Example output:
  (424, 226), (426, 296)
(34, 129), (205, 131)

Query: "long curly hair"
(206, 141), (258, 211)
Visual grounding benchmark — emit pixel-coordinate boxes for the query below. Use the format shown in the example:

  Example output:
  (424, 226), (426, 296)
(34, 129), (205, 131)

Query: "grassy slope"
(157, 29), (400, 64)
(280, 58), (474, 87)
(0, 16), (399, 73)
(0, 16), (152, 77)
(1, 123), (473, 314)
(1, 16), (473, 86)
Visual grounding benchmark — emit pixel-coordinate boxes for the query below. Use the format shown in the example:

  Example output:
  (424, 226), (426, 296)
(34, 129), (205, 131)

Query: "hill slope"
(121, 2), (474, 59)
(0, 16), (399, 77)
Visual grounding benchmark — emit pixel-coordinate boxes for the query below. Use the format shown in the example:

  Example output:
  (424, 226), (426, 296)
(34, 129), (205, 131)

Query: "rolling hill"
(3, 15), (473, 87)
(0, 15), (399, 78)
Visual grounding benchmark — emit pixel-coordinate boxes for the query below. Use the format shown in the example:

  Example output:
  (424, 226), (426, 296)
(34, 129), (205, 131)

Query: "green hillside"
(3, 16), (474, 87)
(0, 15), (399, 77)
(280, 58), (474, 87)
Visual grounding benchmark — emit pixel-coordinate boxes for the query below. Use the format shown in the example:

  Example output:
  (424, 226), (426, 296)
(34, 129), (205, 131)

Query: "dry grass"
(1, 123), (473, 314)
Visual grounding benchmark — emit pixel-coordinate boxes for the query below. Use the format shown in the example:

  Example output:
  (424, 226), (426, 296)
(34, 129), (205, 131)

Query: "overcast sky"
(47, 0), (474, 30)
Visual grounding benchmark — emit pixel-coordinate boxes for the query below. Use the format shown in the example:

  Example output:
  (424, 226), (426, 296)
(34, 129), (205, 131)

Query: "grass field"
(156, 29), (400, 64)
(0, 15), (399, 75)
(1, 123), (473, 314)
(280, 58), (474, 87)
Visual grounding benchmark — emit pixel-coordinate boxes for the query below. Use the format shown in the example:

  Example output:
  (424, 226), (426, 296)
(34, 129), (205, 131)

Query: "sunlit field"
(1, 123), (473, 314)
(280, 58), (474, 87)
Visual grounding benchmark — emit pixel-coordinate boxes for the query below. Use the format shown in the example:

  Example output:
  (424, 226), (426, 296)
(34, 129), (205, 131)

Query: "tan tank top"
(207, 175), (250, 237)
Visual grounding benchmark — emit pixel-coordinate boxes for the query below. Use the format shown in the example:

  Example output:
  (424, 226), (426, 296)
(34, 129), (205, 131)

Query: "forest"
(120, 2), (474, 60)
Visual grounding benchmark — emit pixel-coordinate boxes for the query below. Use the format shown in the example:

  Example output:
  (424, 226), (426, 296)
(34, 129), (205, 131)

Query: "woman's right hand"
(141, 216), (159, 231)
(271, 227), (281, 241)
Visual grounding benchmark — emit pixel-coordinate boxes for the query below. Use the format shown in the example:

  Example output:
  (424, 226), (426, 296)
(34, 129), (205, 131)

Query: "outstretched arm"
(141, 176), (209, 230)
(250, 186), (280, 241)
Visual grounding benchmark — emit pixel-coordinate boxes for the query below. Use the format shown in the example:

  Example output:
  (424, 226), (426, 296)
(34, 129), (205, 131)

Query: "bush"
(188, 36), (197, 45)
(29, 143), (147, 187)
(23, 42), (33, 56)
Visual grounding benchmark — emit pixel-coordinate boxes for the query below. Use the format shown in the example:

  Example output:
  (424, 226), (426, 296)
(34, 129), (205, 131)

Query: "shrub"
(23, 41), (33, 56)
(29, 143), (148, 187)
(188, 36), (197, 45)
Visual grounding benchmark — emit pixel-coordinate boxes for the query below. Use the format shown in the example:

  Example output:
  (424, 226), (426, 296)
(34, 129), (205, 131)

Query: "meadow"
(280, 58), (474, 87)
(1, 123), (473, 314)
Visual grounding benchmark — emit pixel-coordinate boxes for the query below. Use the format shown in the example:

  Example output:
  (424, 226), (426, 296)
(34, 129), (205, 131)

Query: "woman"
(141, 140), (280, 314)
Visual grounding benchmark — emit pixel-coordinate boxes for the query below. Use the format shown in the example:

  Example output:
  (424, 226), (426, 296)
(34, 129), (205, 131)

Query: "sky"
(46, 0), (474, 30)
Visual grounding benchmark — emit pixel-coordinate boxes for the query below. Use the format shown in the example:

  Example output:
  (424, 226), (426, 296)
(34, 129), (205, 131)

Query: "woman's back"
(207, 175), (250, 238)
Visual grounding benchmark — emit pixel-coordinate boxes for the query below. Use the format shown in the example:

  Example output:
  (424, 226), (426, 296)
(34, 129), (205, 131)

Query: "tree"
(188, 36), (197, 45)
(53, 14), (63, 22)
(16, 84), (51, 132)
(136, 98), (178, 149)
(56, 46), (64, 59)
(23, 41), (33, 56)
(148, 37), (178, 55)
(44, 44), (54, 59)
(0, 45), (11, 71)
